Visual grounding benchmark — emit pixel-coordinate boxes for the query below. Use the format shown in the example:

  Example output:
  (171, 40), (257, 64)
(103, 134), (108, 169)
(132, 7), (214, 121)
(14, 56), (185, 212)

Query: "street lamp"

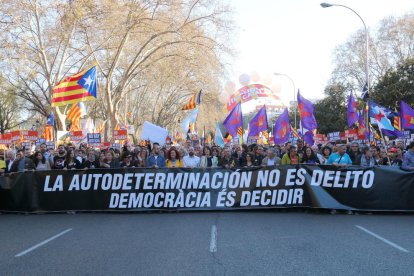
(320, 2), (369, 98)
(274, 73), (297, 129)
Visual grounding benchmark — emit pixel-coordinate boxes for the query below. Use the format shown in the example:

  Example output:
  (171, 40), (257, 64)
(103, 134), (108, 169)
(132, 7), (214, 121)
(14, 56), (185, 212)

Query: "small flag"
(361, 83), (369, 101)
(214, 123), (225, 148)
(46, 112), (54, 126)
(297, 90), (317, 131)
(400, 100), (414, 129)
(181, 89), (202, 110)
(52, 66), (97, 107)
(223, 102), (243, 137)
(347, 92), (358, 127)
(248, 105), (268, 137)
(368, 100), (394, 131)
(42, 125), (53, 141)
(181, 108), (199, 133)
(273, 108), (291, 145)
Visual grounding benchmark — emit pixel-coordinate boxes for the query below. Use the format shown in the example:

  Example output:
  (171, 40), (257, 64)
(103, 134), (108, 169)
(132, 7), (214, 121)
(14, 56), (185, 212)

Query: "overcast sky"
(227, 0), (414, 105)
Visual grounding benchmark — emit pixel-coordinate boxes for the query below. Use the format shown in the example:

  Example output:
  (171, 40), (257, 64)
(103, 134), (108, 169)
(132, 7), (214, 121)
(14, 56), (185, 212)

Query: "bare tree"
(330, 12), (414, 91)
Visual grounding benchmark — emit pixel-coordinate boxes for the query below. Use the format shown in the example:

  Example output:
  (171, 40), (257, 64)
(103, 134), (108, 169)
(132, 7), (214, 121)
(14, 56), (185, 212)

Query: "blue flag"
(214, 123), (225, 148)
(181, 108), (199, 133)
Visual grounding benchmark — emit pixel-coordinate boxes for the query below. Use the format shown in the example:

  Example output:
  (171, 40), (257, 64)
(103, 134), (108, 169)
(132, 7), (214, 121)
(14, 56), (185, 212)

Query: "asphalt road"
(0, 211), (413, 276)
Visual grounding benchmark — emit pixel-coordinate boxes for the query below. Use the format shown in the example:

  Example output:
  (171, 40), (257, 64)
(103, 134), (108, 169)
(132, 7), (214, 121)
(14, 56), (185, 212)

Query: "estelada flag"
(52, 66), (97, 107)
(181, 89), (202, 110)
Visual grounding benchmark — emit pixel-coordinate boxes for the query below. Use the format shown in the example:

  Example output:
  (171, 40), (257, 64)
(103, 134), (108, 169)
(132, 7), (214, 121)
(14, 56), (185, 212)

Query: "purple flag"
(382, 129), (404, 138)
(297, 90), (317, 131)
(223, 102), (243, 137)
(347, 93), (358, 127)
(400, 100), (414, 129)
(248, 105), (268, 137)
(303, 131), (314, 146)
(273, 108), (291, 145)
(357, 109), (369, 139)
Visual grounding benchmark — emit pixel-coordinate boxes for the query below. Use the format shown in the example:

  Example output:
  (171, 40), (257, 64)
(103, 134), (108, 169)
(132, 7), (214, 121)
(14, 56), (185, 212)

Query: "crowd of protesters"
(0, 138), (413, 174)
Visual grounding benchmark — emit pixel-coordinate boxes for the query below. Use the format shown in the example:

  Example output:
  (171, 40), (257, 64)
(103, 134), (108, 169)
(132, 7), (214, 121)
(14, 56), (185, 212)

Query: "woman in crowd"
(83, 151), (100, 169)
(64, 149), (82, 170)
(355, 146), (377, 167)
(101, 150), (120, 168)
(244, 153), (256, 167)
(281, 146), (301, 165)
(301, 147), (320, 164)
(120, 153), (135, 168)
(200, 146), (218, 168)
(33, 151), (51, 171)
(370, 146), (382, 165)
(166, 148), (184, 168)
(320, 146), (332, 164)
(139, 148), (148, 167)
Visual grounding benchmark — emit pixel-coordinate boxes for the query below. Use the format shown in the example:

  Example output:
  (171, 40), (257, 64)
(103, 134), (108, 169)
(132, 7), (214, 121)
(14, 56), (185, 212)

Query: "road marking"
(15, 228), (73, 257)
(210, 225), (217, 253)
(355, 225), (409, 253)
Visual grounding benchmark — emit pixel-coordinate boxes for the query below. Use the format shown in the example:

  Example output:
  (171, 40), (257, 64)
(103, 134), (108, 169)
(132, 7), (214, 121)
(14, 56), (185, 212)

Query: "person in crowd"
(253, 146), (265, 165)
(244, 153), (256, 167)
(311, 145), (324, 164)
(39, 143), (52, 166)
(348, 142), (360, 165)
(320, 146), (332, 165)
(52, 145), (67, 169)
(33, 151), (51, 171)
(98, 151), (106, 167)
(371, 146), (384, 165)
(83, 151), (100, 169)
(200, 146), (218, 168)
(302, 147), (320, 164)
(326, 144), (352, 166)
(119, 153), (135, 168)
(5, 150), (16, 174)
(262, 148), (282, 166)
(211, 147), (221, 164)
(279, 144), (288, 159)
(219, 148), (237, 169)
(147, 143), (166, 168)
(101, 150), (120, 168)
(282, 146), (301, 165)
(295, 139), (305, 159)
(183, 147), (200, 168)
(355, 146), (377, 167)
(387, 147), (403, 167)
(75, 149), (86, 165)
(10, 149), (35, 172)
(0, 155), (5, 174)
(166, 148), (184, 168)
(402, 141), (414, 170)
(138, 147), (148, 167)
(64, 149), (83, 170)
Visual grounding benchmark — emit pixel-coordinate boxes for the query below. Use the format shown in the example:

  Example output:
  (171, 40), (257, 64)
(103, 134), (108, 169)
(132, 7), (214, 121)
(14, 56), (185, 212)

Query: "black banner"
(1, 165), (414, 212)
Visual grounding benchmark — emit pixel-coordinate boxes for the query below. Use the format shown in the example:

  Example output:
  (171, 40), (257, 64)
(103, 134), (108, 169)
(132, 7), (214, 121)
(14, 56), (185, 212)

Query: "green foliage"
(372, 58), (414, 109)
(314, 83), (348, 134)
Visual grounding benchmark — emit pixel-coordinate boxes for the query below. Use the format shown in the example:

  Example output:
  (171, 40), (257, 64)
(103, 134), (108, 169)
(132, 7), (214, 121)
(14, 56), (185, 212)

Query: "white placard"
(140, 121), (168, 145)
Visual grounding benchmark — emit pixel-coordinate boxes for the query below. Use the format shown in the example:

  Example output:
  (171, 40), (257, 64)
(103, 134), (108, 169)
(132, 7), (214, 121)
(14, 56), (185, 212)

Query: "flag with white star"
(51, 66), (97, 106)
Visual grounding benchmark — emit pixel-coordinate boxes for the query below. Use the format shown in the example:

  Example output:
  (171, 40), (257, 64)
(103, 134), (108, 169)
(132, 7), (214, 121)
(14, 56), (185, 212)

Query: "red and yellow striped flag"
(237, 126), (243, 137)
(181, 90), (202, 110)
(42, 125), (54, 141)
(52, 66), (97, 107)
(290, 126), (299, 138)
(394, 115), (401, 131)
(67, 103), (82, 131)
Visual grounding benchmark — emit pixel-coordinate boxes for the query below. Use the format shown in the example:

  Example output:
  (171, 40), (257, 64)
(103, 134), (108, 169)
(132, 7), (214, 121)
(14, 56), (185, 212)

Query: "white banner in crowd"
(140, 121), (168, 145)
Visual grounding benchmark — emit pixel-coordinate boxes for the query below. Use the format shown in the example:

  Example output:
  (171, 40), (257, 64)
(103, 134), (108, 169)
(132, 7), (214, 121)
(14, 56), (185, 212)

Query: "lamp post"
(320, 2), (369, 99)
(274, 73), (297, 130)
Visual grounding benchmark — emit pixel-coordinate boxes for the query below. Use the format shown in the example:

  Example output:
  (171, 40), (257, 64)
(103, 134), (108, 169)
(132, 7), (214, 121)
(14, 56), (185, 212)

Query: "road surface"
(0, 210), (413, 275)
